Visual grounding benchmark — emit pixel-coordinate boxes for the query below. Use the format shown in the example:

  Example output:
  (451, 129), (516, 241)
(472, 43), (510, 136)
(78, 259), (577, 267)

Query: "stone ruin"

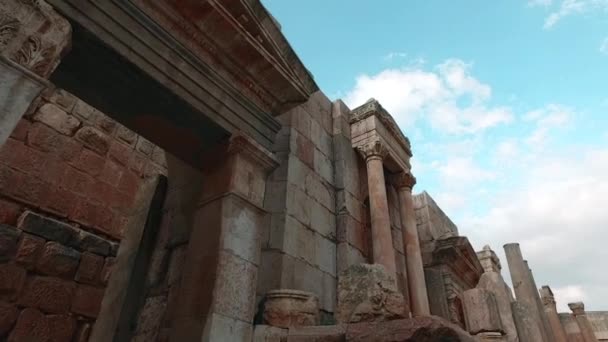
(0, 0), (606, 341)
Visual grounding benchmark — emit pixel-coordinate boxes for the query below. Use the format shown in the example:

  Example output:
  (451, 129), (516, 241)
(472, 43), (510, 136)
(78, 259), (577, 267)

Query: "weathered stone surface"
(253, 325), (288, 342)
(18, 211), (79, 247)
(0, 224), (20, 262)
(346, 316), (475, 342)
(18, 276), (75, 314)
(511, 301), (544, 342)
(36, 241), (81, 278)
(0, 302), (19, 336)
(337, 264), (406, 323)
(132, 296), (166, 342)
(75, 252), (104, 284)
(33, 103), (80, 136)
(79, 230), (112, 256)
(14, 232), (45, 269)
(569, 302), (599, 342)
(71, 284), (104, 318)
(476, 272), (518, 342)
(74, 127), (110, 155)
(462, 288), (503, 335)
(263, 289), (320, 328)
(8, 308), (50, 342)
(0, 263), (26, 301)
(287, 325), (346, 342)
(540, 285), (568, 342)
(46, 314), (76, 342)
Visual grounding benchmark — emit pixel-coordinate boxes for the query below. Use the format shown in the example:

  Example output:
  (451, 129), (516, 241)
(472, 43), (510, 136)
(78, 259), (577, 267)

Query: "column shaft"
(365, 156), (397, 275)
(503, 243), (549, 342)
(397, 186), (430, 316)
(570, 302), (599, 342)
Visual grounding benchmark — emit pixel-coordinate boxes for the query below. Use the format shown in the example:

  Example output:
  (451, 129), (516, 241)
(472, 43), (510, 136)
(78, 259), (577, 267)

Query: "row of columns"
(358, 141), (430, 316)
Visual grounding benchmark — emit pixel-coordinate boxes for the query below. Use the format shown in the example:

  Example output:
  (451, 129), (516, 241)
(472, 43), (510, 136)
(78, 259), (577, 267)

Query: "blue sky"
(263, 0), (608, 311)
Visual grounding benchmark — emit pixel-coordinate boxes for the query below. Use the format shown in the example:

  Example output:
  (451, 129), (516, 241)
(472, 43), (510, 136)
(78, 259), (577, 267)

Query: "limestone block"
(322, 272), (337, 314)
(310, 200), (335, 239)
(336, 242), (365, 274)
(476, 272), (518, 342)
(425, 268), (450, 319)
(203, 313), (253, 342)
(314, 148), (334, 185)
(314, 234), (336, 276)
(462, 288), (504, 335)
(213, 251), (258, 323)
(287, 154), (312, 191)
(221, 195), (265, 265)
(287, 186), (312, 227)
(33, 103), (80, 136)
(305, 173), (334, 212)
(336, 264), (406, 323)
(254, 325), (288, 342)
(263, 289), (320, 328)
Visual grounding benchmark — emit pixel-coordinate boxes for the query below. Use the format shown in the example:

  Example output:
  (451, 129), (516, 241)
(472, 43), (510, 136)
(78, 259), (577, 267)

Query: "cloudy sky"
(263, 0), (608, 312)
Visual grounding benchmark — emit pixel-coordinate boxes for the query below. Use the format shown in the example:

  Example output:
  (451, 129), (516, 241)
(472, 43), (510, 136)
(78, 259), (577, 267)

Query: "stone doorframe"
(1, 1), (313, 341)
(349, 99), (430, 317)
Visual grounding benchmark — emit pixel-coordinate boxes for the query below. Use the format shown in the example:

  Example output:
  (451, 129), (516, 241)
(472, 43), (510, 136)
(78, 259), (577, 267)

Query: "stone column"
(540, 286), (568, 342)
(392, 172), (430, 316)
(525, 261), (555, 342)
(569, 302), (599, 342)
(357, 141), (397, 276)
(503, 243), (548, 342)
(171, 134), (278, 342)
(512, 301), (545, 342)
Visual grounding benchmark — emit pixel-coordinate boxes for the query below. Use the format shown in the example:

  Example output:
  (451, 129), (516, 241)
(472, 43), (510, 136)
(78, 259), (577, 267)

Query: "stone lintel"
(426, 236), (484, 288)
(227, 133), (279, 172)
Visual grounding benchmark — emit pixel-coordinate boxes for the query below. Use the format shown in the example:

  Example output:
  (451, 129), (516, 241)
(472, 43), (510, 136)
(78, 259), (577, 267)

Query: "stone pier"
(392, 172), (430, 316)
(357, 141), (397, 276)
(569, 302), (599, 342)
(503, 243), (548, 342)
(540, 286), (568, 342)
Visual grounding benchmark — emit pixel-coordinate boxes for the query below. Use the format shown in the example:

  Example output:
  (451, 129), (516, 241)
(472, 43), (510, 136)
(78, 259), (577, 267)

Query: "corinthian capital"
(389, 171), (417, 190)
(356, 140), (389, 160)
(568, 302), (586, 316)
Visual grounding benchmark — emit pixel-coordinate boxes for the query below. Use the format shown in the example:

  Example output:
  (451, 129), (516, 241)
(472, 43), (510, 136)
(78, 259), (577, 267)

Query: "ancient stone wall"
(259, 91), (338, 322)
(414, 191), (459, 244)
(560, 312), (608, 341)
(0, 87), (168, 340)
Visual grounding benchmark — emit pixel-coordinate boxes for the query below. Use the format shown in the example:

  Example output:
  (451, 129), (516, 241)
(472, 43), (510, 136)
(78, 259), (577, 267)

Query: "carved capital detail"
(356, 141), (389, 161)
(389, 171), (416, 190)
(568, 302), (586, 316)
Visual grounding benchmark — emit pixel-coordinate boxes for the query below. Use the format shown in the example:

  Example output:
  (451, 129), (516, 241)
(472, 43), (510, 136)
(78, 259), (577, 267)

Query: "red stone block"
(61, 166), (94, 196)
(15, 233), (45, 270)
(0, 138), (19, 165)
(99, 159), (124, 185)
(11, 142), (46, 176)
(47, 314), (76, 342)
(28, 122), (63, 153)
(118, 170), (141, 196)
(75, 252), (104, 285)
(94, 206), (115, 236)
(0, 264), (26, 301)
(0, 199), (21, 226)
(108, 140), (132, 166)
(10, 119), (31, 142)
(40, 157), (68, 186)
(56, 135), (82, 162)
(70, 200), (98, 229)
(18, 276), (76, 314)
(0, 302), (19, 336)
(8, 308), (50, 342)
(36, 242), (81, 278)
(12, 173), (47, 206)
(71, 148), (105, 177)
(0, 224), (20, 261)
(41, 186), (77, 218)
(71, 285), (104, 318)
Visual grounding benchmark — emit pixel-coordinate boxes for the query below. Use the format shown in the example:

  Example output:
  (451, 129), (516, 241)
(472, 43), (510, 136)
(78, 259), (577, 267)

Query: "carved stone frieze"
(0, 0), (70, 78)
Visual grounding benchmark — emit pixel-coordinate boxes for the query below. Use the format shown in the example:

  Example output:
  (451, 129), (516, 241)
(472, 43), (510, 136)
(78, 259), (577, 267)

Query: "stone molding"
(350, 99), (412, 157)
(356, 140), (389, 161)
(569, 302), (586, 316)
(227, 133), (279, 172)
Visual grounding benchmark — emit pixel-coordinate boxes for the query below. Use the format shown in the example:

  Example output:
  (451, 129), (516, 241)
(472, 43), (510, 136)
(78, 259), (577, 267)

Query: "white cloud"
(437, 157), (496, 186)
(553, 285), (588, 312)
(384, 52), (408, 61)
(344, 59), (513, 134)
(524, 104), (574, 145)
(600, 37), (608, 55)
(543, 0), (608, 29)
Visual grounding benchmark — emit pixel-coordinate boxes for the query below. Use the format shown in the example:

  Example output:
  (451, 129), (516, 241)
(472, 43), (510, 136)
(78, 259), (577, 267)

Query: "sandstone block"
(19, 276), (75, 314)
(0, 302), (19, 336)
(8, 308), (50, 342)
(116, 124), (137, 145)
(33, 103), (80, 136)
(73, 100), (96, 120)
(14, 233), (45, 269)
(213, 251), (258, 322)
(337, 264), (406, 323)
(47, 314), (76, 342)
(263, 289), (320, 328)
(0, 264), (26, 301)
(0, 224), (20, 261)
(75, 252), (104, 285)
(71, 284), (104, 318)
(75, 127), (109, 155)
(0, 199), (21, 226)
(462, 288), (504, 335)
(18, 211), (80, 247)
(36, 241), (81, 278)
